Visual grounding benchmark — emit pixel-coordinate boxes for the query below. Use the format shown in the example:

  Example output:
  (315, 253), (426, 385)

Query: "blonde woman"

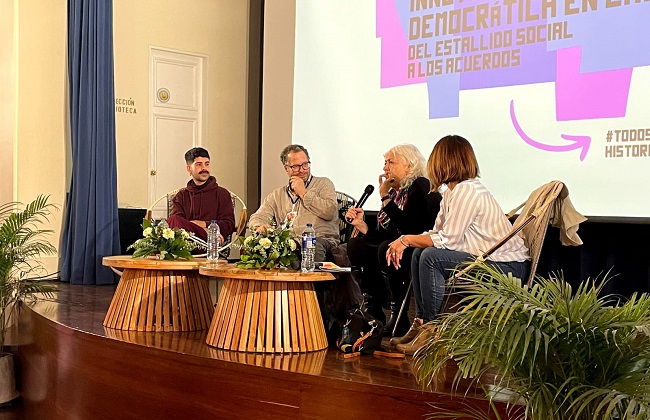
(386, 135), (530, 354)
(345, 144), (441, 336)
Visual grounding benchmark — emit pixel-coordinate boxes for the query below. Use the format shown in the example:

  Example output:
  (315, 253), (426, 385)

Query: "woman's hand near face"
(378, 174), (396, 197)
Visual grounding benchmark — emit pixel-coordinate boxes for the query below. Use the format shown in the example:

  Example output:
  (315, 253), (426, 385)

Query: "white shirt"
(426, 178), (529, 262)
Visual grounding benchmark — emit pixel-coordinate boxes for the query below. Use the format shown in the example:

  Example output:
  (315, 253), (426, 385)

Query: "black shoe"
(361, 293), (386, 325)
(383, 301), (398, 337)
(384, 309), (411, 337)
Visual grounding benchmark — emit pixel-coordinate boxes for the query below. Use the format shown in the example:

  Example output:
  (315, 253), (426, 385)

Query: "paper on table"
(315, 262), (351, 272)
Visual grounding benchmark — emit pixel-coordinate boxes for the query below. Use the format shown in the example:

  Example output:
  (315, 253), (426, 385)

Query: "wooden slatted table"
(102, 256), (214, 332)
(200, 264), (335, 353)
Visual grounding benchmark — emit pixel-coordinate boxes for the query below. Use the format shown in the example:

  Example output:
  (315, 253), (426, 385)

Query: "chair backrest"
(229, 191), (248, 239)
(509, 181), (566, 286)
(335, 191), (357, 243)
(146, 188), (183, 222)
(449, 180), (578, 288)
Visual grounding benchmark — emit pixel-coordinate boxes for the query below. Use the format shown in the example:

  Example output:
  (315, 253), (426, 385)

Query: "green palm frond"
(413, 262), (650, 420)
(0, 195), (57, 348)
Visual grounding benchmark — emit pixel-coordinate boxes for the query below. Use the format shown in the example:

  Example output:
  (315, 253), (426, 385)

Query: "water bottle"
(301, 223), (316, 272)
(207, 220), (220, 263)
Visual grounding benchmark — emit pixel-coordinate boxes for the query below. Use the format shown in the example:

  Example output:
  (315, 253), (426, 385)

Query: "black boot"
(384, 301), (412, 337)
(386, 274), (411, 337)
(384, 301), (398, 337)
(362, 293), (386, 325)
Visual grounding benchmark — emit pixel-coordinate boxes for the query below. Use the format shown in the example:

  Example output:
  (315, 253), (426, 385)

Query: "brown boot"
(389, 318), (422, 346)
(395, 326), (435, 356)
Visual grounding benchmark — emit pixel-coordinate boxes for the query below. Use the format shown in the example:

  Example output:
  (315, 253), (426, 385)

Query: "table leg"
(206, 278), (329, 353)
(104, 269), (213, 331)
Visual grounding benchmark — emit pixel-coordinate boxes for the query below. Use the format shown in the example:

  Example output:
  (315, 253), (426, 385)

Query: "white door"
(149, 47), (207, 219)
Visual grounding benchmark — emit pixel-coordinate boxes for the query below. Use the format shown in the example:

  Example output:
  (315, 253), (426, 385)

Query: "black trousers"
(347, 236), (413, 316)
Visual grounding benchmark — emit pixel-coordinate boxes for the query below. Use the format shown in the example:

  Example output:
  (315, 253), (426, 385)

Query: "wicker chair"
(393, 180), (586, 334)
(335, 191), (358, 243)
(145, 187), (247, 257)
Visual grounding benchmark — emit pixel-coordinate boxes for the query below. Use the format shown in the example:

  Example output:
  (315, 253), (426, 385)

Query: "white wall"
(14, 0), (67, 273)
(261, 0), (295, 197)
(0, 0), (252, 274)
(113, 0), (250, 208)
(0, 0), (16, 205)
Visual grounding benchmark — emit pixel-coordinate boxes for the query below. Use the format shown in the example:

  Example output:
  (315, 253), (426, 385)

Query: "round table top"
(199, 263), (335, 282)
(102, 255), (208, 270)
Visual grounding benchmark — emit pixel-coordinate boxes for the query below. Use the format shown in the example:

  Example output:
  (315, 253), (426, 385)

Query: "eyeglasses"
(285, 162), (310, 171)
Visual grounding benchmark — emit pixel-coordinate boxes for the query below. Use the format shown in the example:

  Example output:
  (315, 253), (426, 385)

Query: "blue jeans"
(411, 247), (530, 322)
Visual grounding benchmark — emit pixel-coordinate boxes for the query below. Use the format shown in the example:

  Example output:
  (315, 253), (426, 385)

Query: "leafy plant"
(236, 222), (297, 269)
(127, 218), (195, 260)
(413, 263), (650, 420)
(0, 195), (57, 349)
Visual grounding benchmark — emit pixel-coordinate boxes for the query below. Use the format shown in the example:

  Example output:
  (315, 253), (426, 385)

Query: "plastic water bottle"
(207, 220), (220, 263)
(301, 223), (316, 272)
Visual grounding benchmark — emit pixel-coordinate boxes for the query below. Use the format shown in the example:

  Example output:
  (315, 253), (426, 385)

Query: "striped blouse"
(426, 178), (529, 262)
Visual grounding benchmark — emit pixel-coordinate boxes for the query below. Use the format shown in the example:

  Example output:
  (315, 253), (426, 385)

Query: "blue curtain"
(60, 0), (120, 285)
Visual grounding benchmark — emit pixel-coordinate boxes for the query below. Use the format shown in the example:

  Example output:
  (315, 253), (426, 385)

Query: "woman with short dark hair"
(386, 135), (530, 354)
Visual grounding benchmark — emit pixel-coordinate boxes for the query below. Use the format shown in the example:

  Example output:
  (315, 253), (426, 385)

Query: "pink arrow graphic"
(510, 100), (591, 161)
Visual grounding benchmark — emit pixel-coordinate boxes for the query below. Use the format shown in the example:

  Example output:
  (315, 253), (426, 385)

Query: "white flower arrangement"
(236, 218), (298, 269)
(128, 219), (195, 260)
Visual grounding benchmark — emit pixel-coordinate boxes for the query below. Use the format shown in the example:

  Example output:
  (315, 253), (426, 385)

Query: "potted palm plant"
(0, 195), (57, 405)
(413, 263), (650, 420)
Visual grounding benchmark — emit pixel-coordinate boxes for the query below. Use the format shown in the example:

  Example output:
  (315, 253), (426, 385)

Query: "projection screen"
(291, 0), (650, 218)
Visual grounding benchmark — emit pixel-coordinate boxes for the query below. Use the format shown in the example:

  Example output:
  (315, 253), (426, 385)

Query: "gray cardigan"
(248, 176), (339, 241)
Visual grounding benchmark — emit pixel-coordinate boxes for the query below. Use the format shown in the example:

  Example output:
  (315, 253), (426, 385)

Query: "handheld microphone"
(346, 185), (374, 223)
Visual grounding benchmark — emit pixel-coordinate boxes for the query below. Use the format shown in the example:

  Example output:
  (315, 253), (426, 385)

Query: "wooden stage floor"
(5, 281), (513, 419)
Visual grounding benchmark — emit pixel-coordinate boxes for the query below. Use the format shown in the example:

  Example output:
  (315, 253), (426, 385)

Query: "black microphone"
(346, 185), (374, 223)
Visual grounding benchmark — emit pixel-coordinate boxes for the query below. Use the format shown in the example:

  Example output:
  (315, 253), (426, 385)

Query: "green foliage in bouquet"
(236, 223), (297, 269)
(128, 219), (195, 260)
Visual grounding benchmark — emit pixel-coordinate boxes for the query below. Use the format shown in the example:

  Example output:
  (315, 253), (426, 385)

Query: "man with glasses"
(248, 144), (339, 265)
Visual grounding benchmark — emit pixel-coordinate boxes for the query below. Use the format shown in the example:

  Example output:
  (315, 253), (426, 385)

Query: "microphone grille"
(365, 185), (374, 193)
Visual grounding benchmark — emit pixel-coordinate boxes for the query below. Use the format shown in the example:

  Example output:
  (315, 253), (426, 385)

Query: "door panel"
(149, 47), (207, 216)
(150, 116), (196, 219)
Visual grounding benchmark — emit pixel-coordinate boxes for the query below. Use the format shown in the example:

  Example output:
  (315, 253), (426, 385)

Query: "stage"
(5, 281), (514, 419)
